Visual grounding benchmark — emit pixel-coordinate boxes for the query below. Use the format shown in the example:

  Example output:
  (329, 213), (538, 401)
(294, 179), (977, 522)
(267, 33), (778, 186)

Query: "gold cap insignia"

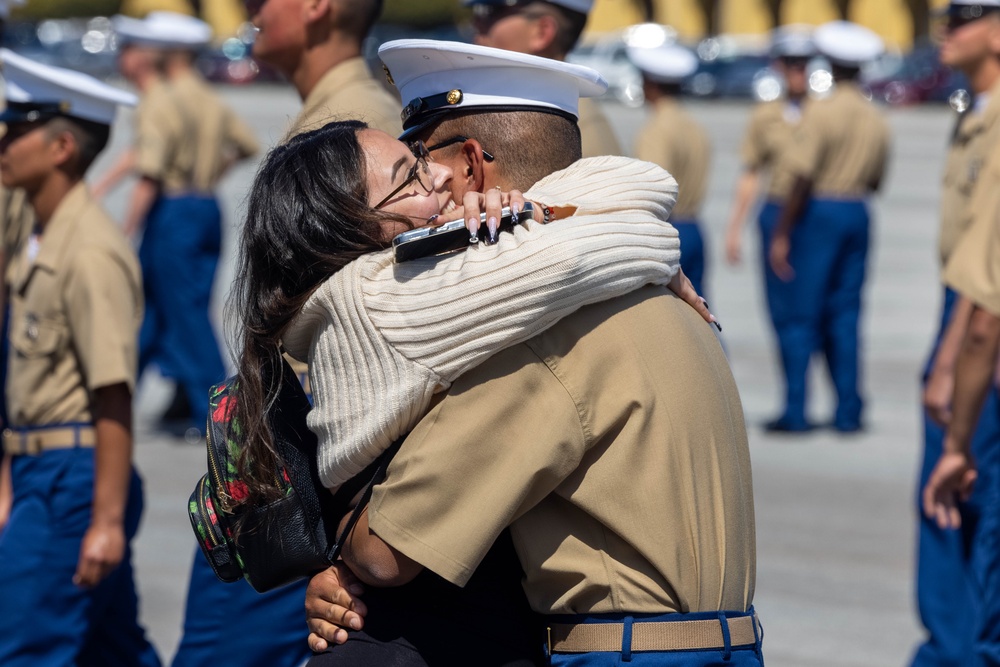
(446, 89), (463, 105)
(382, 64), (394, 86)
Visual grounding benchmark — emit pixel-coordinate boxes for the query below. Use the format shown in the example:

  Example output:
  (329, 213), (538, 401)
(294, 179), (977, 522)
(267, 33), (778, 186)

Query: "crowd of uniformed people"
(0, 0), (997, 664)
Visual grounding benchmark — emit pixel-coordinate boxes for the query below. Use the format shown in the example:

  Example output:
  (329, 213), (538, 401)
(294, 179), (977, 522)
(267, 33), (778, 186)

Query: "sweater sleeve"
(307, 155), (680, 489)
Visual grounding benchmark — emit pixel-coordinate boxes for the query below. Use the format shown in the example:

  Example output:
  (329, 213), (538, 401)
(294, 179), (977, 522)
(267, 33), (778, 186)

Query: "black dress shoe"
(763, 417), (814, 433)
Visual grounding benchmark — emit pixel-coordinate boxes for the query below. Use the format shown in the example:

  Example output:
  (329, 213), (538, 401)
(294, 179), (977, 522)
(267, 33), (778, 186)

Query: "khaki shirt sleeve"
(64, 249), (140, 391)
(944, 149), (1000, 318)
(133, 97), (175, 181)
(367, 344), (587, 587)
(740, 109), (765, 170)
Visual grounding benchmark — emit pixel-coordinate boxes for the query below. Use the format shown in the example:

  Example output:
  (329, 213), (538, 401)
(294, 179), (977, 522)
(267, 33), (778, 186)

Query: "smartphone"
(392, 202), (533, 263)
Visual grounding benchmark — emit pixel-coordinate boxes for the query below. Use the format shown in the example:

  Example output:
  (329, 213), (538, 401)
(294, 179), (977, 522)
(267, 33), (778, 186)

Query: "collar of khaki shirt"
(300, 57), (376, 120)
(957, 78), (1000, 141)
(9, 182), (88, 294)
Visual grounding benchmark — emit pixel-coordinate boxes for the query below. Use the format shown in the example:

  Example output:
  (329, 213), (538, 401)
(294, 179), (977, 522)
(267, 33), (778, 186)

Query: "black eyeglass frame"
(426, 135), (496, 162)
(374, 141), (433, 210)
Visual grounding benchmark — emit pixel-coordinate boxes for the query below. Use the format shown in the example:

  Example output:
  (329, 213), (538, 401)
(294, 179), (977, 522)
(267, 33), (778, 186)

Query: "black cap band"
(0, 100), (71, 124)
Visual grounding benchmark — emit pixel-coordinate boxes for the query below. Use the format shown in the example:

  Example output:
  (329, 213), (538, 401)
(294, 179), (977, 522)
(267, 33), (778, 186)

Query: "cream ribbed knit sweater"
(282, 156), (680, 490)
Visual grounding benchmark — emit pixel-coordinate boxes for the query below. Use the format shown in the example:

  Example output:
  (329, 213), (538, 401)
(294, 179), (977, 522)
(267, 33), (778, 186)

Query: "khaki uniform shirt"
(578, 97), (622, 158)
(135, 74), (259, 194)
(939, 83), (1000, 267)
(783, 82), (890, 198)
(5, 184), (142, 427)
(286, 57), (401, 139)
(944, 144), (1000, 318)
(633, 98), (710, 221)
(741, 99), (805, 202)
(0, 186), (32, 263)
(369, 286), (757, 615)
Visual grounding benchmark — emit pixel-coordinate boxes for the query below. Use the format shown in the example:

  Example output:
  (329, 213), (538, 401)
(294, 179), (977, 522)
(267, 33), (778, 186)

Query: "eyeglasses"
(471, 0), (537, 33)
(427, 135), (496, 162)
(374, 141), (434, 210)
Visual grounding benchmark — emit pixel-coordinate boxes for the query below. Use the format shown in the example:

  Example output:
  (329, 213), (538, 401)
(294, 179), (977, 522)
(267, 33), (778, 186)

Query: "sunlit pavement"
(100, 86), (946, 666)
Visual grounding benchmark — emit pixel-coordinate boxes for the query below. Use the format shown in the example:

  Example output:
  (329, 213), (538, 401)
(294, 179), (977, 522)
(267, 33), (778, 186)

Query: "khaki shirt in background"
(0, 186), (33, 263)
(782, 81), (890, 199)
(369, 286), (756, 616)
(939, 82), (1000, 267)
(134, 74), (259, 194)
(578, 97), (622, 158)
(5, 184), (142, 427)
(633, 98), (710, 221)
(286, 57), (401, 139)
(741, 99), (805, 202)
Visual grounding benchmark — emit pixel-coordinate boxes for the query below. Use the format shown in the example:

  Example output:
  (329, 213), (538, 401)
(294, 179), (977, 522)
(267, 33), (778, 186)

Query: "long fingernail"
(427, 214), (439, 224)
(511, 202), (520, 225)
(468, 218), (480, 240)
(488, 216), (498, 243)
(713, 319), (722, 332)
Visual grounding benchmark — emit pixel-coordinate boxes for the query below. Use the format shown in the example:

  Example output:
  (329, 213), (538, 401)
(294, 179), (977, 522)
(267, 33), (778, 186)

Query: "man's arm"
(338, 506), (423, 587)
(74, 382), (133, 588)
(725, 169), (760, 266)
(91, 149), (136, 199)
(769, 174), (812, 281)
(0, 455), (11, 533)
(123, 176), (160, 238)
(923, 305), (1000, 529)
(924, 296), (974, 425)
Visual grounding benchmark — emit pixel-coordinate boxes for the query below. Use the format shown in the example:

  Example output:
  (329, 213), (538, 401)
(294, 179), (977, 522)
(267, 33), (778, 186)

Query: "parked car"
(866, 42), (967, 105)
(567, 32), (645, 107)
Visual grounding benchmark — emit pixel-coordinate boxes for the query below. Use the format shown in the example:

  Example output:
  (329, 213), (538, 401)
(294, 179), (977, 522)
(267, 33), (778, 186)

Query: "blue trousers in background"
(759, 198), (870, 430)
(172, 548), (311, 667)
(674, 219), (706, 301)
(0, 448), (161, 667)
(547, 609), (764, 667)
(139, 194), (226, 431)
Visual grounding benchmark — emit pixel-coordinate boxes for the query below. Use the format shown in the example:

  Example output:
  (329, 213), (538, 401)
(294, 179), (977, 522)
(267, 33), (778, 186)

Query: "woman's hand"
(305, 563), (368, 651)
(447, 189), (539, 244)
(668, 270), (719, 330)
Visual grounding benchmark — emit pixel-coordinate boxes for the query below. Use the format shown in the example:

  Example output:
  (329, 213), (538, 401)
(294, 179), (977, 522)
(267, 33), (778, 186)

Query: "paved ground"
(92, 86), (953, 666)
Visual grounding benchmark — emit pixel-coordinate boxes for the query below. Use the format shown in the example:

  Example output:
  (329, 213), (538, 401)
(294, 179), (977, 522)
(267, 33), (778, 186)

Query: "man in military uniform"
(308, 41), (759, 666)
(100, 13), (259, 438)
(725, 27), (815, 428)
(465, 0), (622, 158)
(0, 49), (161, 667)
(247, 0), (400, 138)
(628, 36), (710, 296)
(923, 3), (1000, 665)
(768, 20), (891, 433)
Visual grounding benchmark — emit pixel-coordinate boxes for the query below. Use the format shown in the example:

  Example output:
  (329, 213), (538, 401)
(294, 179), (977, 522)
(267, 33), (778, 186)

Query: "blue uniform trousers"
(911, 287), (1000, 666)
(138, 194), (226, 430)
(0, 447), (161, 667)
(171, 548), (311, 667)
(547, 609), (763, 666)
(673, 220), (706, 300)
(760, 198), (869, 429)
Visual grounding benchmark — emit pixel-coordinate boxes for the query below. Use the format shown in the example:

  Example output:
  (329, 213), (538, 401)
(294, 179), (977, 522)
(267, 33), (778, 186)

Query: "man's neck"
(134, 69), (163, 93)
(31, 173), (79, 230)
(966, 57), (1000, 96)
(292, 37), (362, 101)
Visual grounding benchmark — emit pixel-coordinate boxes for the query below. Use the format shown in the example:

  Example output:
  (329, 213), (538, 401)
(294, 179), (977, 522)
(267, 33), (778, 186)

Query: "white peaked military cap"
(626, 42), (699, 84)
(0, 0), (24, 20)
(378, 39), (607, 140)
(113, 11), (213, 49)
(0, 48), (137, 125)
(770, 24), (816, 59)
(940, 1), (1000, 17)
(813, 21), (884, 67)
(463, 0), (594, 14)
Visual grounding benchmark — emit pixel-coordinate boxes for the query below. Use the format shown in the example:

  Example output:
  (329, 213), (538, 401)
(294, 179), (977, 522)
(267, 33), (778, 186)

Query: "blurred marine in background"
(466, 0), (622, 158)
(98, 11), (259, 438)
(767, 20), (890, 434)
(628, 35), (710, 297)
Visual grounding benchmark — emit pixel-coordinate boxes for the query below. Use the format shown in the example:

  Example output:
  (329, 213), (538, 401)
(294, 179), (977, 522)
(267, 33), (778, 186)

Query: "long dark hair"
(228, 120), (408, 505)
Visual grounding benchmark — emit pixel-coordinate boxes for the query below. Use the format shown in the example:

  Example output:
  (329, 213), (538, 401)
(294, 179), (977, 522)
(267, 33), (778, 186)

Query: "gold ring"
(494, 185), (501, 191)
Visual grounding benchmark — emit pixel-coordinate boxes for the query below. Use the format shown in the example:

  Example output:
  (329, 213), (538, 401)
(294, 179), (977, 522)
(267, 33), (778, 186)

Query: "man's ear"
(48, 129), (77, 171)
(528, 13), (560, 56)
(304, 0), (331, 26)
(460, 138), (488, 192)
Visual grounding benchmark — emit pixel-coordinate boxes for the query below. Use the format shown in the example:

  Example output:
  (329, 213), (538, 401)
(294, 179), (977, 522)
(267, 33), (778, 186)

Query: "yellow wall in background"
(850, 0), (913, 50)
(718, 0), (773, 36)
(119, 0), (247, 40)
(587, 0), (645, 33)
(651, 0), (705, 40)
(780, 0), (839, 26)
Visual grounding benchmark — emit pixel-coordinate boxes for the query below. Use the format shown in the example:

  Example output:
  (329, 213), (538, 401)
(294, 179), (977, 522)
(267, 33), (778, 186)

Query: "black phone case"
(392, 202), (534, 262)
